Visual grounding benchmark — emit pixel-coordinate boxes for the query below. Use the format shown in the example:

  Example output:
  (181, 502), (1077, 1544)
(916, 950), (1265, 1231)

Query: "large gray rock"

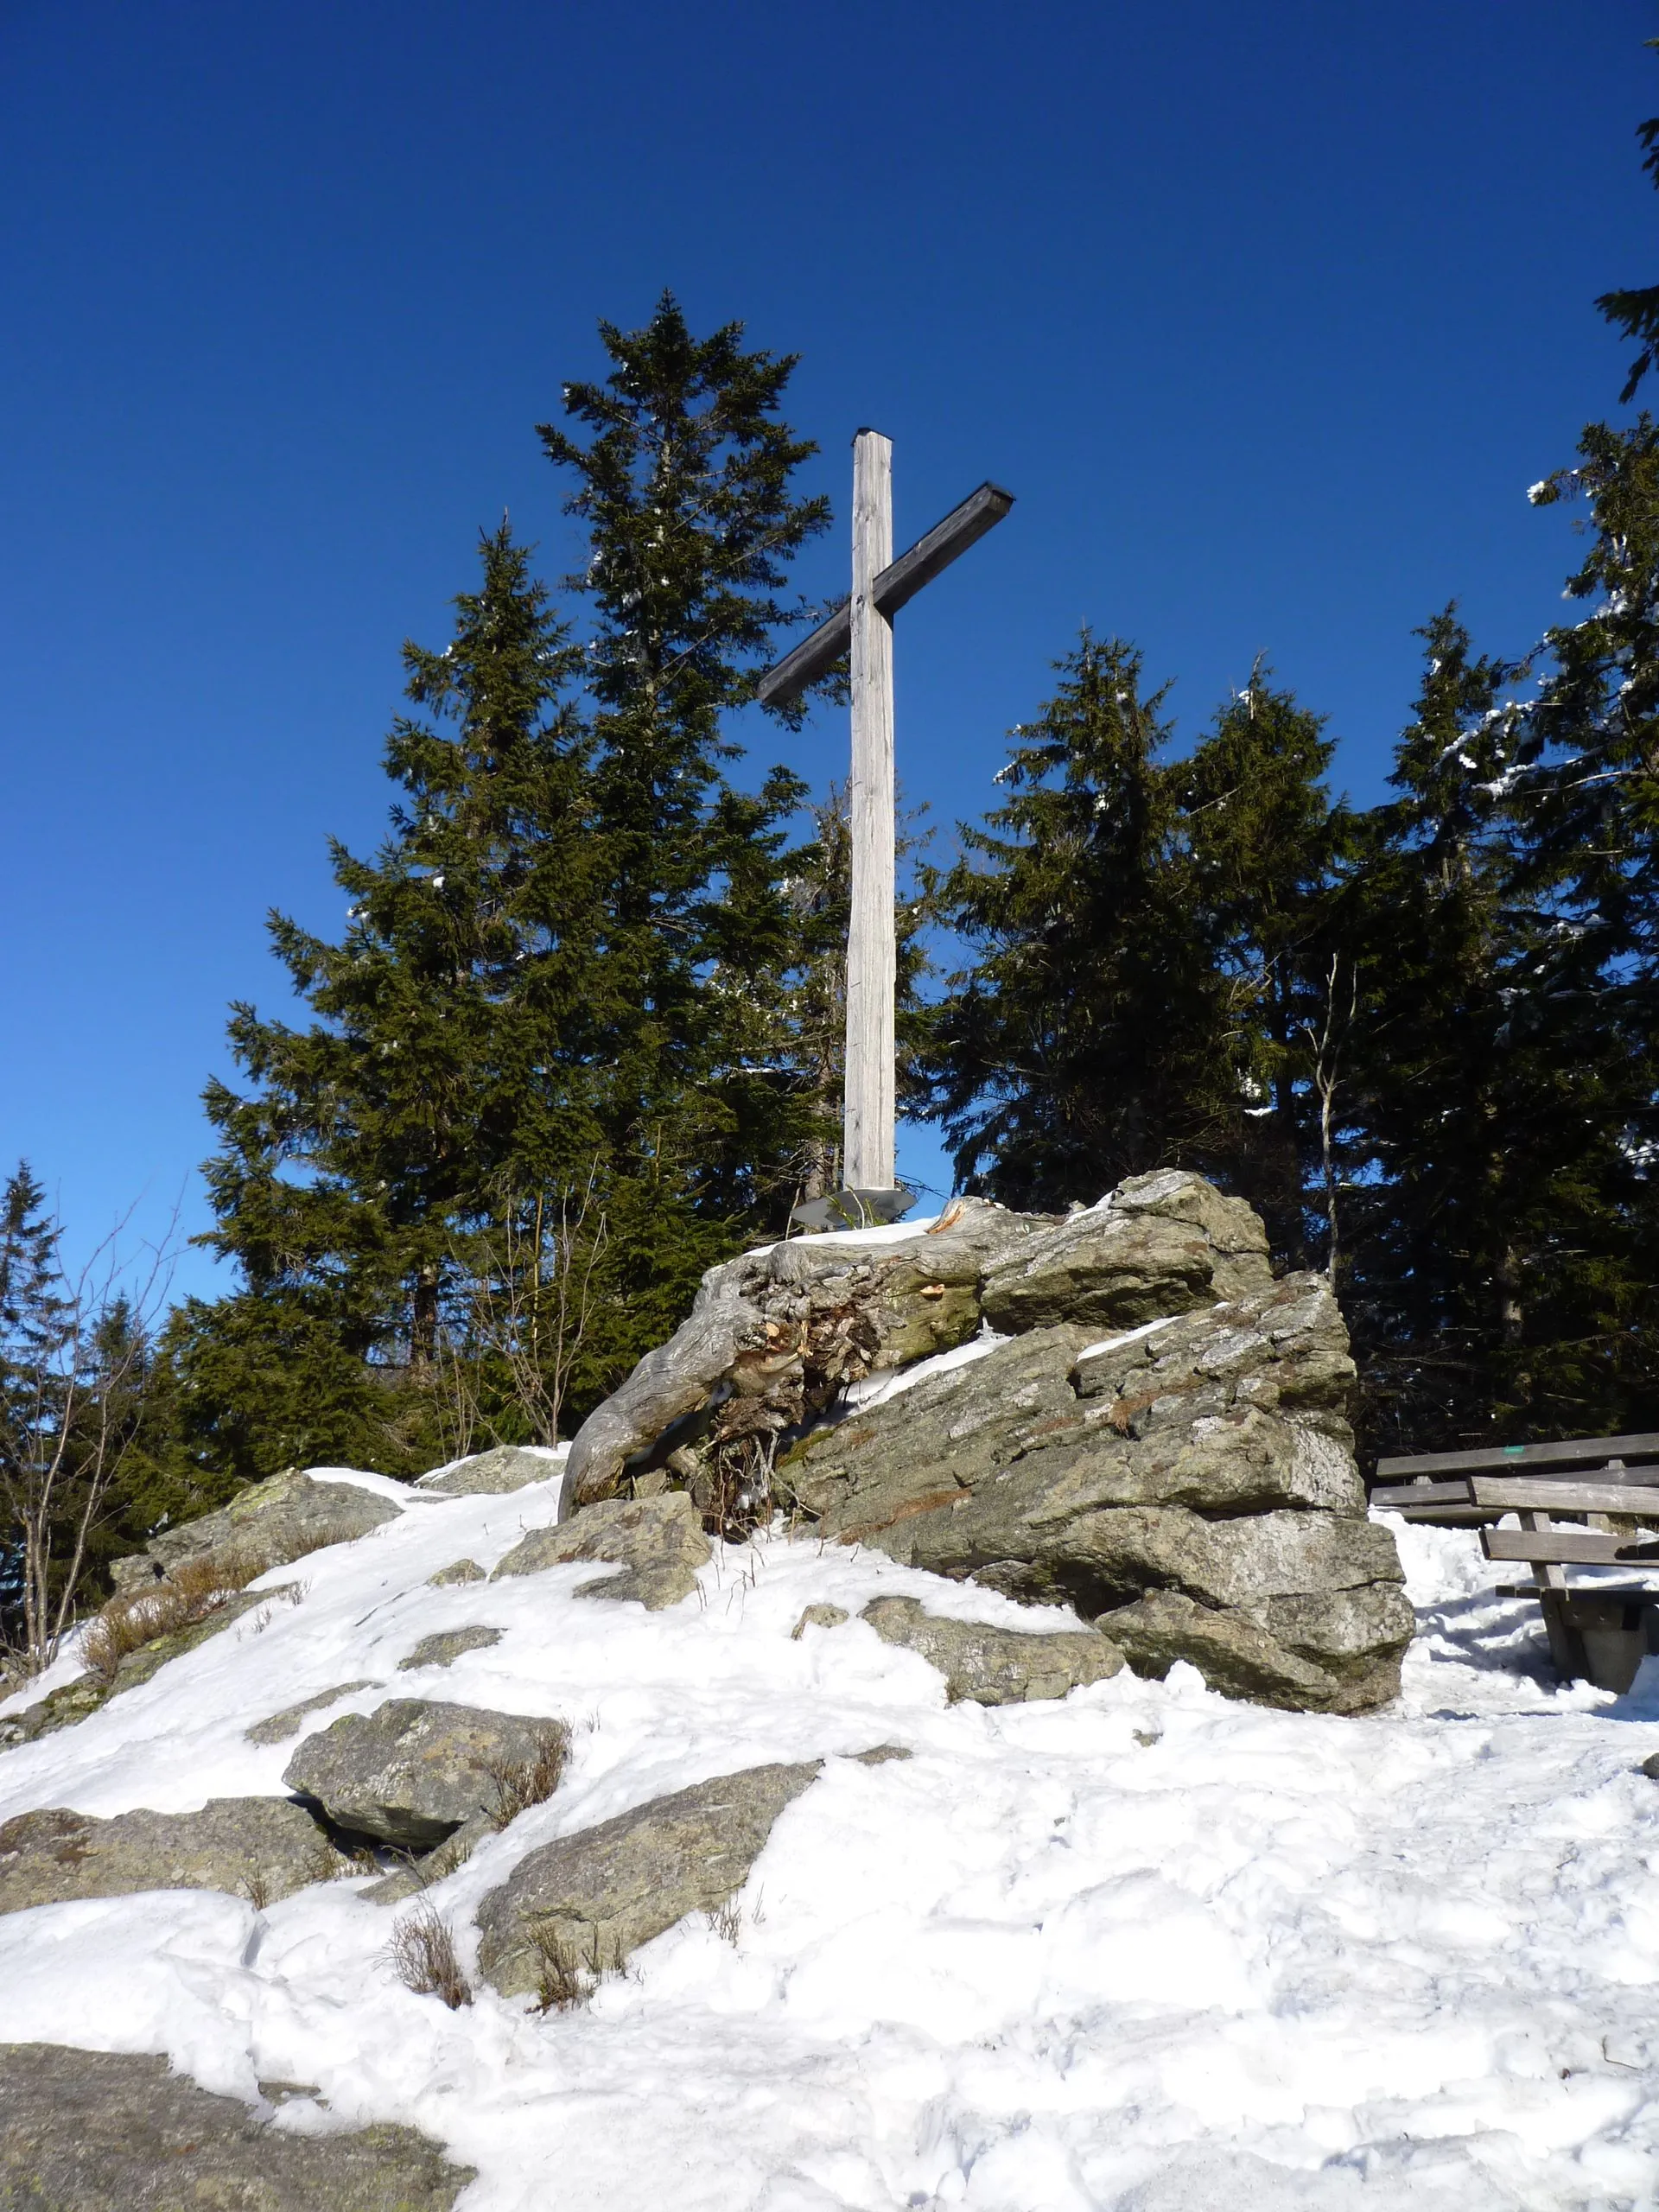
(110, 1471), (398, 1593)
(0, 2044), (473, 2210)
(417, 1446), (562, 1497)
(558, 1198), (1047, 1513)
(476, 1761), (823, 1995)
(493, 1492), (710, 1610)
(860, 1597), (1124, 1705)
(0, 1798), (345, 1915)
(779, 1260), (1408, 1713)
(283, 1700), (567, 1850)
(979, 1171), (1273, 1334)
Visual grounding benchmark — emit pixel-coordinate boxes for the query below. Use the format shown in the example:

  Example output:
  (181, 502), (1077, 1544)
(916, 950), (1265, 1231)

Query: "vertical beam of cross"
(846, 429), (896, 1191)
(755, 436), (1013, 1221)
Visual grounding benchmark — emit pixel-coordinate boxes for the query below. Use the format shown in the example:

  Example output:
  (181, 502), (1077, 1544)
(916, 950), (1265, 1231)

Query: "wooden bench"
(1372, 1433), (1659, 1690)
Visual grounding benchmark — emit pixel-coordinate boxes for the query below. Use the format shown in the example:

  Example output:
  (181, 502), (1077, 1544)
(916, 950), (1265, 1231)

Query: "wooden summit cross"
(758, 430), (1014, 1228)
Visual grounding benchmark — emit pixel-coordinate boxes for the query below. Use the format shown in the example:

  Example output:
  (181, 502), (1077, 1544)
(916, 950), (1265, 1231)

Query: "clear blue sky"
(3, 0), (1655, 1293)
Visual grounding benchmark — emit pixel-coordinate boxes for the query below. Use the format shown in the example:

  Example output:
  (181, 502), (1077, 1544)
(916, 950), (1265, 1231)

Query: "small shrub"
(387, 1901), (473, 2010)
(478, 1724), (571, 1831)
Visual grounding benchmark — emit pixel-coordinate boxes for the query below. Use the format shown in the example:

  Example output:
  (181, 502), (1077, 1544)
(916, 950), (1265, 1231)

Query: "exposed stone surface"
(476, 1760), (822, 1995)
(397, 1626), (504, 1671)
(558, 1198), (1047, 1513)
(245, 1681), (378, 1746)
(767, 1179), (1408, 1714)
(0, 1797), (345, 1915)
(417, 1446), (563, 1497)
(1101, 1586), (1414, 1714)
(0, 2044), (473, 2210)
(429, 1558), (486, 1586)
(860, 1596), (1124, 1705)
(110, 1471), (398, 1593)
(493, 1493), (710, 1610)
(980, 1171), (1273, 1334)
(283, 1700), (567, 1850)
(791, 1602), (849, 1638)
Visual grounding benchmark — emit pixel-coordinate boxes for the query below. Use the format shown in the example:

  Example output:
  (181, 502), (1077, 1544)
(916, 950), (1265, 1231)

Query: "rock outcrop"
(0, 2044), (473, 2210)
(557, 1171), (1411, 1713)
(283, 1700), (567, 1850)
(0, 1798), (346, 1914)
(110, 1471), (398, 1593)
(493, 1492), (710, 1610)
(558, 1198), (1047, 1515)
(860, 1597), (1124, 1706)
(476, 1760), (822, 1995)
(416, 1445), (563, 1497)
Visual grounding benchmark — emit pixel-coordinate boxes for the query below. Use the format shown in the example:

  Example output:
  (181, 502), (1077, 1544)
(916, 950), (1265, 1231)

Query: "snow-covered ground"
(3, 1472), (1659, 2210)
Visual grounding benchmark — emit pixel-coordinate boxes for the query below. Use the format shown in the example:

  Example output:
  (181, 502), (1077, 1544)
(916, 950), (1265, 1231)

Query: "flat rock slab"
(397, 1626), (504, 1671)
(110, 1471), (398, 1592)
(476, 1760), (822, 1995)
(0, 2044), (473, 2210)
(417, 1446), (563, 1497)
(492, 1493), (710, 1610)
(283, 1700), (567, 1850)
(860, 1596), (1123, 1705)
(980, 1171), (1272, 1334)
(245, 1681), (378, 1746)
(0, 1797), (343, 1915)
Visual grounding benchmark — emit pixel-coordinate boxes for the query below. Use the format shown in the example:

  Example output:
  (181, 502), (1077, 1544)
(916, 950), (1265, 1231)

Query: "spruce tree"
(929, 632), (1234, 1206)
(1340, 613), (1531, 1452)
(185, 298), (837, 1478)
(183, 524), (598, 1475)
(535, 294), (833, 1242)
(1178, 665), (1350, 1268)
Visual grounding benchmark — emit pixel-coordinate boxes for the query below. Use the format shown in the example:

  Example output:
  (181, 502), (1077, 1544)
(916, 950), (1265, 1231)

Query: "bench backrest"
(1374, 1433), (1659, 1484)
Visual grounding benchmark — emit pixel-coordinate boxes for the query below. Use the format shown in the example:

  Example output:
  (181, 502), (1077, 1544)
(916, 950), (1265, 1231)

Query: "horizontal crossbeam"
(755, 482), (1015, 709)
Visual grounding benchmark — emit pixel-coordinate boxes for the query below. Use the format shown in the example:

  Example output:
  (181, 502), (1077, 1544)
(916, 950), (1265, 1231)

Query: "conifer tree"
(535, 294), (833, 1242)
(182, 524), (599, 1474)
(1340, 613), (1530, 1450)
(1178, 665), (1350, 1267)
(184, 299), (836, 1477)
(929, 633), (1234, 1205)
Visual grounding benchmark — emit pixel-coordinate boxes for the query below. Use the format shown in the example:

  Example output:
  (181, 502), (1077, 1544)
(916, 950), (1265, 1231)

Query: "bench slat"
(1480, 1528), (1659, 1566)
(1467, 1477), (1659, 1516)
(1370, 1480), (1476, 1509)
(1375, 1433), (1659, 1482)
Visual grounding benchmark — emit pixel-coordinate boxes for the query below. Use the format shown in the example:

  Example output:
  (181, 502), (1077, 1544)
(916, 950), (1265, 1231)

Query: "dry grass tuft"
(703, 1895), (743, 1948)
(527, 1921), (602, 2013)
(387, 1900), (473, 2009)
(478, 1723), (571, 1831)
(82, 1543), (272, 1684)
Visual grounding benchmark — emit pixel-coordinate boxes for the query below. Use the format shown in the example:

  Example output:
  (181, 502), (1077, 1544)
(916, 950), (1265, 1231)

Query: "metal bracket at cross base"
(789, 1185), (917, 1233)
